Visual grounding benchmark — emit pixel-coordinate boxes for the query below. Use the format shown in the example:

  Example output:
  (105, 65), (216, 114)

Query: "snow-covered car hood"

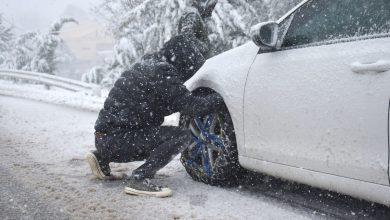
(185, 41), (259, 93)
(184, 41), (259, 154)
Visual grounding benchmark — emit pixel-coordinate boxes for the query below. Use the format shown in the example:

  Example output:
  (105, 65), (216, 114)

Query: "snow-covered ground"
(0, 96), (312, 219)
(1, 81), (389, 219)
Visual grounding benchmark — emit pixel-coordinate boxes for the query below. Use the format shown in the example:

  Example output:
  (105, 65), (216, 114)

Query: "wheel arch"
(187, 84), (246, 157)
(184, 42), (260, 161)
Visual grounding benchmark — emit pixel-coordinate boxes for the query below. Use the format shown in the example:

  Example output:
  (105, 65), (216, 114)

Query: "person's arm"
(178, 9), (209, 47)
(156, 62), (223, 117)
(169, 84), (224, 117)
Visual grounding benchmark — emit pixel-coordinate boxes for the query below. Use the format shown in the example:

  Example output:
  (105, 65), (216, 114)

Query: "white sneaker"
(86, 151), (111, 180)
(124, 178), (173, 198)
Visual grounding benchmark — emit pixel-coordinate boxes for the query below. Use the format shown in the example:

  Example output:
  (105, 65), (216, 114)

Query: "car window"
(282, 0), (390, 48)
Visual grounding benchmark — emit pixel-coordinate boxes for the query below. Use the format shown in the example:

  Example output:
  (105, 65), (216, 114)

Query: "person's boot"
(86, 150), (111, 180)
(192, 0), (218, 19)
(124, 175), (173, 198)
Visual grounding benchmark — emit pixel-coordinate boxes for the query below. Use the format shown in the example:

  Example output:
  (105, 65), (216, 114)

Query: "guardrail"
(0, 69), (101, 97)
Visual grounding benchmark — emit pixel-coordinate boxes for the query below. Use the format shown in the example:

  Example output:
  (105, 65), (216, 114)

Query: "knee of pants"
(171, 127), (192, 141)
(95, 135), (120, 161)
(176, 129), (193, 151)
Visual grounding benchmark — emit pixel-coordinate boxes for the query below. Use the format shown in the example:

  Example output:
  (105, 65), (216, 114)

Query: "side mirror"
(250, 21), (278, 50)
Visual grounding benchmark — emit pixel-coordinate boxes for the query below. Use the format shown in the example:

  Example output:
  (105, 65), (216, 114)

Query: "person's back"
(95, 33), (207, 134)
(95, 55), (169, 134)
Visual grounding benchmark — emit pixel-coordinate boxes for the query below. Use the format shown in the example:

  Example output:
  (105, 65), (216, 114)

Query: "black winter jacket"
(95, 35), (222, 133)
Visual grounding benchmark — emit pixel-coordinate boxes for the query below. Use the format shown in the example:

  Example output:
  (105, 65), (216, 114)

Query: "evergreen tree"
(91, 0), (190, 86)
(30, 18), (78, 74)
(88, 0), (300, 88)
(9, 18), (77, 74)
(12, 32), (39, 70)
(0, 14), (14, 67)
(82, 66), (105, 84)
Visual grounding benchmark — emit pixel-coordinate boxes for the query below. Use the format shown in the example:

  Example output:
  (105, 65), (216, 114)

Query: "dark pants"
(95, 126), (191, 179)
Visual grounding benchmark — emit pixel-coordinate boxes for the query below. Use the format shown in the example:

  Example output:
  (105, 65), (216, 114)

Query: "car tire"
(180, 103), (243, 186)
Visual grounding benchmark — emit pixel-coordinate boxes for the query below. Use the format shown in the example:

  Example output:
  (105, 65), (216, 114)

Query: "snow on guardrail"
(0, 69), (101, 97)
(0, 69), (179, 124)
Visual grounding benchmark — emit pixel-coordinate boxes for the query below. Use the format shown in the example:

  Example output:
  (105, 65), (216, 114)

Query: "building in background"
(58, 20), (114, 80)
(45, 4), (114, 80)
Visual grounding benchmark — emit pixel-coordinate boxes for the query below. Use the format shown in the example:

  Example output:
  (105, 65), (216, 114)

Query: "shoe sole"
(124, 187), (173, 198)
(86, 152), (109, 180)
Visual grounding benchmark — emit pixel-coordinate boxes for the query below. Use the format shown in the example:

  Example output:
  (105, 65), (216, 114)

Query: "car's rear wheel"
(180, 104), (243, 186)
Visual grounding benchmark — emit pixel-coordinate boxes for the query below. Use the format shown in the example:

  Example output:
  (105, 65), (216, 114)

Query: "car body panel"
(185, 42), (259, 155)
(184, 0), (390, 206)
(243, 36), (390, 186)
(239, 155), (390, 206)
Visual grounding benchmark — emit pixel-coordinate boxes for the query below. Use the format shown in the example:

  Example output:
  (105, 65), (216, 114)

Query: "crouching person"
(86, 0), (220, 197)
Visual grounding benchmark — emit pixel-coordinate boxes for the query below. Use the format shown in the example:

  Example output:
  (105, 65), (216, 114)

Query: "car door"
(243, 0), (390, 185)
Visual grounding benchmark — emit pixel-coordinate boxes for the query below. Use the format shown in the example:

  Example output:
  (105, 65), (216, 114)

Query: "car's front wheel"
(180, 105), (243, 186)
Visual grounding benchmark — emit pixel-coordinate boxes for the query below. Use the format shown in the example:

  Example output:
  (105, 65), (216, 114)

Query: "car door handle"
(351, 60), (390, 73)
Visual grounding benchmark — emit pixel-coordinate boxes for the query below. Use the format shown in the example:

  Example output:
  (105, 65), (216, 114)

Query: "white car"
(180, 0), (390, 206)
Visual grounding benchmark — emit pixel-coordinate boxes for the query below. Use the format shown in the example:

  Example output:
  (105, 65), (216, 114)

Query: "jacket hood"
(161, 35), (206, 82)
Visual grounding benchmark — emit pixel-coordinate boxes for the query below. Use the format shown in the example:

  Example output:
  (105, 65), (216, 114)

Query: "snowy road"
(1, 95), (389, 220)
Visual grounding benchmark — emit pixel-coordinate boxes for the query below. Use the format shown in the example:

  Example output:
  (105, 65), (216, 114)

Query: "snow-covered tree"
(82, 66), (105, 84)
(9, 18), (77, 74)
(31, 18), (78, 74)
(88, 0), (300, 88)
(0, 14), (14, 66)
(90, 0), (190, 86)
(12, 32), (39, 70)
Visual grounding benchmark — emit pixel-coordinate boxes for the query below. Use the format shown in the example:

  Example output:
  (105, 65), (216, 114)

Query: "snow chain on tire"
(180, 102), (243, 186)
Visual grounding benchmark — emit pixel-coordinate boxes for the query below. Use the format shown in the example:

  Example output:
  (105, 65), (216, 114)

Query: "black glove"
(192, 0), (218, 19)
(205, 93), (224, 110)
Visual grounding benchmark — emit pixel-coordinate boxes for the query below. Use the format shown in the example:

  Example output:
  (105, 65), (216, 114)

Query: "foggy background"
(1, 0), (114, 80)
(1, 0), (95, 33)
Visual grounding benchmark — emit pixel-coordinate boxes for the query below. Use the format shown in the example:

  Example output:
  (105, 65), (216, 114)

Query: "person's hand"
(202, 0), (218, 19)
(207, 93), (224, 108)
(192, 0), (218, 19)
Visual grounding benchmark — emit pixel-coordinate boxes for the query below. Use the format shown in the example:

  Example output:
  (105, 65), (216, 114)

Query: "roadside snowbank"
(0, 80), (179, 125)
